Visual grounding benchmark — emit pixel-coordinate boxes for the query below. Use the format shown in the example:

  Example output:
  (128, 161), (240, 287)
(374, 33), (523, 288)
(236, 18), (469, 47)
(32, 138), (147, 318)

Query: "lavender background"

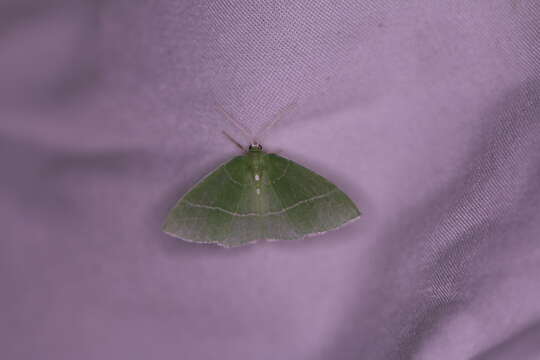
(2, 1), (540, 359)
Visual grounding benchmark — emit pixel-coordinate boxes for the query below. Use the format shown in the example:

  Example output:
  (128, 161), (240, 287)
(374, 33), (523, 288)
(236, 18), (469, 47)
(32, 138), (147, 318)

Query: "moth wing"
(261, 153), (361, 239)
(162, 156), (247, 246)
(163, 153), (361, 247)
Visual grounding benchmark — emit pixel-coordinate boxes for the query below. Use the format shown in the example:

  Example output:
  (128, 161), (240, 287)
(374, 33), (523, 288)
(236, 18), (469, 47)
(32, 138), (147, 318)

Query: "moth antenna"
(222, 131), (245, 152)
(215, 102), (253, 143)
(256, 100), (297, 142)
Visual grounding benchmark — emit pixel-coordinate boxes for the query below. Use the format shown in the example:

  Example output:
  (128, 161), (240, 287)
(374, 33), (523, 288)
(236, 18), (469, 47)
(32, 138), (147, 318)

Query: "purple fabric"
(2, 1), (540, 359)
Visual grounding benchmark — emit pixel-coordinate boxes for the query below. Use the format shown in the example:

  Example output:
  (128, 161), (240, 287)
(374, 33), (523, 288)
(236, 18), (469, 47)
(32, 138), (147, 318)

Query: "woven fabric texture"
(1, 1), (540, 359)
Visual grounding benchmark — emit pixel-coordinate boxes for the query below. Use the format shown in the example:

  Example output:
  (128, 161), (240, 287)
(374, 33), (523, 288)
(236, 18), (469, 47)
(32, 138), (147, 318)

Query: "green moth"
(163, 142), (360, 247)
(163, 105), (360, 247)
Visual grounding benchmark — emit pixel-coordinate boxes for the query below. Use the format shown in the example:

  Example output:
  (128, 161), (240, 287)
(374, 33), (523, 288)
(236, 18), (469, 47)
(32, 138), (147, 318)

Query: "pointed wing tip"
(351, 201), (362, 217)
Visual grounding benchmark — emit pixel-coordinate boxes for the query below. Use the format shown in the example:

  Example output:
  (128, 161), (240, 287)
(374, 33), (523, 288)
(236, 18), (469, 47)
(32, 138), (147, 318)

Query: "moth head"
(248, 143), (263, 152)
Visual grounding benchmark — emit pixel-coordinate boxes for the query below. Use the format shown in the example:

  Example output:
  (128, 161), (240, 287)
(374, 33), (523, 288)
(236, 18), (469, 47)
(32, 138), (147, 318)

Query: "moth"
(163, 104), (361, 247)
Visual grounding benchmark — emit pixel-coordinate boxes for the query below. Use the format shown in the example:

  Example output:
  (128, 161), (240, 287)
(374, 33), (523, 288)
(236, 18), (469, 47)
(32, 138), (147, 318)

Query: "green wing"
(162, 153), (360, 247)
